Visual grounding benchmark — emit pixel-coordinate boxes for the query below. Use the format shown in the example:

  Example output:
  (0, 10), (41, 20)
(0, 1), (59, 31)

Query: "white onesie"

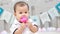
(10, 18), (38, 34)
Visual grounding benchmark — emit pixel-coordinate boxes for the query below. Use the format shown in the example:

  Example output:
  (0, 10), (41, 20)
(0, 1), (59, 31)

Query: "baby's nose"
(22, 13), (26, 16)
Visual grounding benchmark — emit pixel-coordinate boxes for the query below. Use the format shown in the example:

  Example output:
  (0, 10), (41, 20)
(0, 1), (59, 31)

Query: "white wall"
(0, 0), (60, 15)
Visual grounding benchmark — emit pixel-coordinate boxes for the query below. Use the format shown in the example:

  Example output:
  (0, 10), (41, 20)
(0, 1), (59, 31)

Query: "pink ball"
(20, 16), (28, 23)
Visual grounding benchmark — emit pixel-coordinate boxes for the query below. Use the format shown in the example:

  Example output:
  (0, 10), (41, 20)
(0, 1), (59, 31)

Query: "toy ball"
(19, 16), (28, 23)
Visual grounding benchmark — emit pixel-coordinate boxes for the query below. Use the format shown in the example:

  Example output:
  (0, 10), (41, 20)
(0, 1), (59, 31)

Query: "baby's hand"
(26, 20), (38, 33)
(16, 23), (26, 34)
(26, 20), (32, 28)
(20, 23), (26, 29)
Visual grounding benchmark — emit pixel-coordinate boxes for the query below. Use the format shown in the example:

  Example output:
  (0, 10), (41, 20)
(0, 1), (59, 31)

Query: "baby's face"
(14, 5), (29, 21)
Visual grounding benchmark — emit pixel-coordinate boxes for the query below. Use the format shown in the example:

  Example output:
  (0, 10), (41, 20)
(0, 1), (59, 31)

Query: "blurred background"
(0, 0), (60, 34)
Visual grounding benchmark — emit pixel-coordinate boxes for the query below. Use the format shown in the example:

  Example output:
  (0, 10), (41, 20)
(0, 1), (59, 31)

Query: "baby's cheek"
(18, 16), (21, 19)
(16, 16), (20, 21)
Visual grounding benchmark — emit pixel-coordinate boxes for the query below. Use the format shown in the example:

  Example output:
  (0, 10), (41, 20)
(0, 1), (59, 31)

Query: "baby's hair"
(14, 1), (29, 12)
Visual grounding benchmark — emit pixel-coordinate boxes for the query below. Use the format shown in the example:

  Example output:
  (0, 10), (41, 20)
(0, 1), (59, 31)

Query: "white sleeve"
(10, 23), (20, 34)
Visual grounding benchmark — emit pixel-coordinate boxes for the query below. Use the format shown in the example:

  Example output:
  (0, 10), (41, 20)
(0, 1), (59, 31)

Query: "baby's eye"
(19, 12), (22, 14)
(25, 12), (27, 14)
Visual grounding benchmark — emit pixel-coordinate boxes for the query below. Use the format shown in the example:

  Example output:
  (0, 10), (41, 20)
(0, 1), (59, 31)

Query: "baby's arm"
(14, 23), (26, 34)
(27, 22), (38, 33)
